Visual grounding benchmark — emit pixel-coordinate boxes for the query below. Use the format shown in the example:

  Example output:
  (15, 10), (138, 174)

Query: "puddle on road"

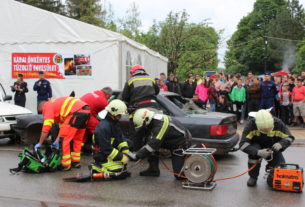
(58, 192), (171, 206)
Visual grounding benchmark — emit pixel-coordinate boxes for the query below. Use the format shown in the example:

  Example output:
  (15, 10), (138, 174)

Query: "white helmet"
(105, 99), (127, 116)
(255, 110), (274, 134)
(133, 108), (155, 128)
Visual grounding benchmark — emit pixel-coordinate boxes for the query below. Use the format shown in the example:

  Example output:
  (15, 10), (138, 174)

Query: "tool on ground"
(181, 147), (217, 190)
(267, 163), (304, 192)
(63, 171), (130, 182)
(10, 145), (61, 174)
(63, 164), (131, 182)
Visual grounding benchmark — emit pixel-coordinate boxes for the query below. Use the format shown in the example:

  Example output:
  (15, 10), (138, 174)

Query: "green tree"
(17, 0), (65, 14)
(118, 2), (142, 39)
(66, 0), (104, 27)
(100, 0), (117, 31)
(225, 0), (286, 74)
(137, 11), (219, 78)
(295, 41), (305, 74)
(268, 0), (305, 72)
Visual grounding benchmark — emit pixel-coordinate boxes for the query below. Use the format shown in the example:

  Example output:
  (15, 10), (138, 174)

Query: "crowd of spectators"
(155, 71), (305, 127)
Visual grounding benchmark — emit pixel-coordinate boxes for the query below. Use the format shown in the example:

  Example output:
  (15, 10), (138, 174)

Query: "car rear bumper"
(191, 133), (240, 151)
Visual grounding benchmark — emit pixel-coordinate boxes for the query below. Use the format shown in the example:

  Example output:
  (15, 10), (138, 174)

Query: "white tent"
(0, 0), (168, 112)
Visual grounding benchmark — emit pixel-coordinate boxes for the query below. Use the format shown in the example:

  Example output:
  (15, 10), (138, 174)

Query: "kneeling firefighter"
(35, 97), (90, 171)
(239, 109), (294, 187)
(91, 99), (130, 178)
(127, 108), (191, 180)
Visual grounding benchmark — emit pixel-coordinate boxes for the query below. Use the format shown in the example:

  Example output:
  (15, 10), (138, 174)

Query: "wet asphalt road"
(0, 140), (304, 207)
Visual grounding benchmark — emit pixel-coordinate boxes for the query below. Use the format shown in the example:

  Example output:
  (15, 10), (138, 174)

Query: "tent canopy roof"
(1, 0), (167, 61)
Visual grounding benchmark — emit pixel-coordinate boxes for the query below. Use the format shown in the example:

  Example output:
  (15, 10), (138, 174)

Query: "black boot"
(247, 177), (257, 187)
(247, 162), (260, 187)
(140, 156), (160, 177)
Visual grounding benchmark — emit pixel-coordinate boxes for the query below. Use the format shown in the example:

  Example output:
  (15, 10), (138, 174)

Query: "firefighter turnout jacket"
(239, 117), (294, 156)
(42, 97), (90, 168)
(122, 73), (160, 108)
(93, 113), (129, 163)
(80, 90), (108, 133)
(42, 97), (88, 133)
(136, 114), (189, 159)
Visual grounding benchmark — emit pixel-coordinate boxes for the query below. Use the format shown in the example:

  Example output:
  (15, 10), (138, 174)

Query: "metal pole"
(264, 36), (268, 74)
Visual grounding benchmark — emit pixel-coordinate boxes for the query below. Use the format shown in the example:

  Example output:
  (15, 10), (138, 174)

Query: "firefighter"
(91, 99), (130, 177)
(239, 109), (294, 187)
(80, 87), (113, 142)
(33, 71), (52, 113)
(122, 65), (160, 151)
(122, 64), (160, 110)
(11, 74), (28, 107)
(34, 97), (90, 171)
(127, 108), (191, 180)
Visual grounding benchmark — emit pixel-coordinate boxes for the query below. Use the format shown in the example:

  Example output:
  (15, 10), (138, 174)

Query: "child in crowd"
(230, 79), (246, 123)
(279, 84), (292, 125)
(159, 79), (168, 92)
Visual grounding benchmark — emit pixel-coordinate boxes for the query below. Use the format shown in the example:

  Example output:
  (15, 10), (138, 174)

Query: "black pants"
(248, 143), (285, 179)
(280, 105), (290, 125)
(248, 99), (260, 112)
(234, 102), (244, 121)
(147, 149), (185, 178)
(14, 95), (26, 107)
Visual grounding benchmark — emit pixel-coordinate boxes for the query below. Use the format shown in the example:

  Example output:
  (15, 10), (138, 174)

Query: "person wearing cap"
(11, 74), (28, 107)
(33, 71), (52, 113)
(260, 73), (277, 110)
(239, 109), (294, 187)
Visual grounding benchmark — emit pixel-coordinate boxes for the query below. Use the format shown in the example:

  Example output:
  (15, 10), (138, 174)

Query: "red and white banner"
(12, 53), (92, 79)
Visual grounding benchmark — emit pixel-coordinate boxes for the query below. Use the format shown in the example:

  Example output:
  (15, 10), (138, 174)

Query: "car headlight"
(0, 117), (4, 123)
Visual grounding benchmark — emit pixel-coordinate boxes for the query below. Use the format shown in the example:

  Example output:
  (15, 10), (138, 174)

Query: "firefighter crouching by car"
(126, 108), (191, 180)
(35, 97), (90, 171)
(90, 99), (130, 178)
(239, 109), (294, 187)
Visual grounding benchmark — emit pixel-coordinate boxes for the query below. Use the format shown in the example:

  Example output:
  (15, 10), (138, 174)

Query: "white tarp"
(0, 0), (167, 113)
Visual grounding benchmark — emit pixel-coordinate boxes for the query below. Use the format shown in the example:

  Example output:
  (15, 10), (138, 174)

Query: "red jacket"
(42, 97), (87, 133)
(80, 90), (108, 118)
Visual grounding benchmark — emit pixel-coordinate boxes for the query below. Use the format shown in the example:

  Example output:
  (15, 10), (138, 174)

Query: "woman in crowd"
(216, 95), (232, 113)
(207, 78), (218, 112)
(195, 78), (209, 104)
(169, 77), (182, 95)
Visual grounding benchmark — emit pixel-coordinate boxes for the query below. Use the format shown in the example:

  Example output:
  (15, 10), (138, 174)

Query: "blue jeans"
(209, 100), (216, 112)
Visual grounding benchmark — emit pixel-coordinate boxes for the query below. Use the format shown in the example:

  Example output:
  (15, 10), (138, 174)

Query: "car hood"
(0, 102), (32, 116)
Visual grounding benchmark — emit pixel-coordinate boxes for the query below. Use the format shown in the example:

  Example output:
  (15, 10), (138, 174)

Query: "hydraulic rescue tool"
(63, 164), (131, 182)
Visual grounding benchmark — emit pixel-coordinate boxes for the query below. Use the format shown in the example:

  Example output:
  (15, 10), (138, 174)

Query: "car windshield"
(165, 95), (207, 115)
(0, 83), (6, 102)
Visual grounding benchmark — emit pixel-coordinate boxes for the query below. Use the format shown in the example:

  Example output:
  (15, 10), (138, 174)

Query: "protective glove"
(257, 148), (273, 159)
(122, 149), (129, 154)
(34, 143), (42, 150)
(52, 142), (60, 149)
(272, 143), (283, 152)
(121, 154), (129, 165)
(125, 151), (138, 161)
